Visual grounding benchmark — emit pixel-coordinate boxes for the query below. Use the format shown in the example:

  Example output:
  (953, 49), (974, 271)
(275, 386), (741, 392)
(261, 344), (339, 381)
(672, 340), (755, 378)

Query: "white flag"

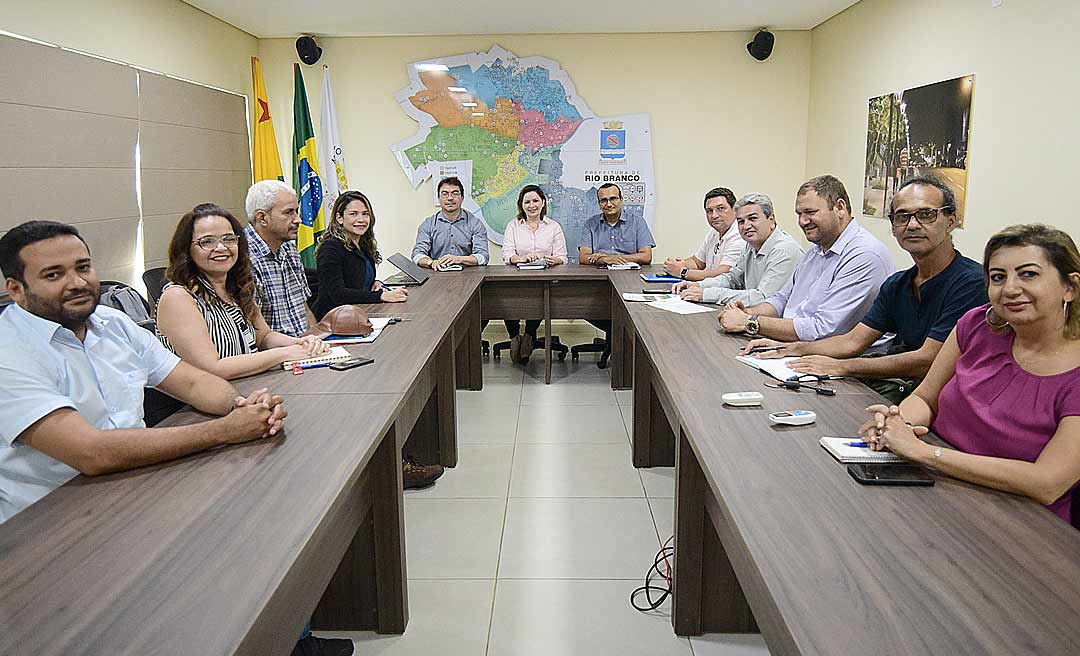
(319, 64), (349, 215)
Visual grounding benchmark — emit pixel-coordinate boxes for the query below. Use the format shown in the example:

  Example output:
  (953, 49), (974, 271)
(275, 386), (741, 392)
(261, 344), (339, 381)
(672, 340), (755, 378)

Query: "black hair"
(0, 220), (90, 282)
(597, 182), (622, 199)
(889, 175), (957, 217)
(703, 187), (736, 210)
(437, 176), (465, 195)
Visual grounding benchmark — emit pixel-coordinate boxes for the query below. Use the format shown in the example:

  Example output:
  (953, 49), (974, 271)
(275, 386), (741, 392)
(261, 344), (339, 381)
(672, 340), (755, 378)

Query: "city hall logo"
(600, 120), (626, 160)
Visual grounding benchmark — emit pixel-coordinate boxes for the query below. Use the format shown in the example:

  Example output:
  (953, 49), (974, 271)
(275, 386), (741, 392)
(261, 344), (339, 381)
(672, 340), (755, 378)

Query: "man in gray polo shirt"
(673, 193), (803, 305)
(412, 176), (489, 271)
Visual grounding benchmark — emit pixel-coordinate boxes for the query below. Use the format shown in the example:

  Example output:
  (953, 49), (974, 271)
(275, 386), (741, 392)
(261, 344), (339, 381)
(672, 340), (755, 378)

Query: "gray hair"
(734, 193), (774, 219)
(245, 179), (295, 224)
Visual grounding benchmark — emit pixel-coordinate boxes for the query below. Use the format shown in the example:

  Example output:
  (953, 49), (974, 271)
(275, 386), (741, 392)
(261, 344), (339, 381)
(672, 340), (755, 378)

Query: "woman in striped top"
(156, 203), (328, 379)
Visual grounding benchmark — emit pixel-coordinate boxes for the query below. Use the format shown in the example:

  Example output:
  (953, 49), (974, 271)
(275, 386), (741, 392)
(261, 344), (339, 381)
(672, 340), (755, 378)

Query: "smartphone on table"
(847, 464), (935, 486)
(329, 356), (374, 371)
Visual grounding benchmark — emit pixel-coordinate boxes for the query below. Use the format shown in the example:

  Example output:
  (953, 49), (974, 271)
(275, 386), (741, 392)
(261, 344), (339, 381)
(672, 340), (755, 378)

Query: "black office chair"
(141, 267), (168, 307)
(493, 335), (567, 361)
(571, 338), (610, 368)
(304, 267), (320, 306)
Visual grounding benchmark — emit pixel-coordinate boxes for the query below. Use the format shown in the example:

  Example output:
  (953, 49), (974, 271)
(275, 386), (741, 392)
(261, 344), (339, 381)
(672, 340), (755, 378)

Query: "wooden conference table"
(2, 265), (1078, 656)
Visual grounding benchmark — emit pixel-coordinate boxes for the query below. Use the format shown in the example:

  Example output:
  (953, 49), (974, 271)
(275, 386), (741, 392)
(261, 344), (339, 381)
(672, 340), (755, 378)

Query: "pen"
(749, 345), (785, 354)
(296, 361), (334, 370)
(845, 441), (869, 447)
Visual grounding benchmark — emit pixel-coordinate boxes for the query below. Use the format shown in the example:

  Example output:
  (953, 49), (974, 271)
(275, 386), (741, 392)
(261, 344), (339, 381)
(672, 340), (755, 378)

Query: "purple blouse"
(933, 304), (1080, 522)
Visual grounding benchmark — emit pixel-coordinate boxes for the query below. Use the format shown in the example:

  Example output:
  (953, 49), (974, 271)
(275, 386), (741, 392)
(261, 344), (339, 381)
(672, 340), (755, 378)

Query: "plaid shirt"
(244, 224), (311, 337)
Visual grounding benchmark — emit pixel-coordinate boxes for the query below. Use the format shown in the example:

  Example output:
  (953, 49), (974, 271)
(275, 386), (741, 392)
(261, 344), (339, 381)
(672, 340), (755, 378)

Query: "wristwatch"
(745, 314), (760, 335)
(679, 267), (689, 279)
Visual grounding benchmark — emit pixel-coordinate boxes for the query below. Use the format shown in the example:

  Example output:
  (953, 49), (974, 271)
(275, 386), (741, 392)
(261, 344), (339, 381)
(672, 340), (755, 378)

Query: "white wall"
(1, 0), (257, 97)
(257, 31), (812, 270)
(807, 0), (1080, 267)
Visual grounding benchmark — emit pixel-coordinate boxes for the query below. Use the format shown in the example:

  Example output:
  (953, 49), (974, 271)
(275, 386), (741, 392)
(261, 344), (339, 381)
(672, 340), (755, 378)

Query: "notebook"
(281, 346), (353, 370)
(321, 318), (392, 345)
(641, 273), (682, 283)
(386, 253), (430, 286)
(819, 437), (904, 464)
(607, 262), (641, 270)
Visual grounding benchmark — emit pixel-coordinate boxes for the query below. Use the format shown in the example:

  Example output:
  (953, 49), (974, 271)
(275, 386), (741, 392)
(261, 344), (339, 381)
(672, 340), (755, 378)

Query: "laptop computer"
(385, 253), (431, 286)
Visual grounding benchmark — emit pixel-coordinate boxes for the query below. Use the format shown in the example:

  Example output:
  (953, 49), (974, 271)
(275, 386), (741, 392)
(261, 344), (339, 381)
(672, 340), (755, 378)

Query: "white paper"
(623, 293), (675, 302)
(645, 296), (715, 315)
(734, 355), (804, 381)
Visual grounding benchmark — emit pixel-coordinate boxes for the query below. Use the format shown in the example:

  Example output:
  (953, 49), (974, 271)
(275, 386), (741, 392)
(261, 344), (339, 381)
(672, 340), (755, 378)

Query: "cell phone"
(329, 356), (374, 371)
(847, 464), (935, 486)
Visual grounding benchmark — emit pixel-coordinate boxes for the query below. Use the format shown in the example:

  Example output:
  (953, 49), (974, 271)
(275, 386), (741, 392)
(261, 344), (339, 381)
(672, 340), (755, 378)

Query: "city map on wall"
(862, 75), (974, 225)
(391, 45), (656, 261)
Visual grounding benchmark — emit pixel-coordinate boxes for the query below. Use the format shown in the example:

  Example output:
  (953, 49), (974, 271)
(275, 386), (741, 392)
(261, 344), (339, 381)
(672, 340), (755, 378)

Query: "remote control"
(768, 410), (817, 426)
(721, 391), (765, 407)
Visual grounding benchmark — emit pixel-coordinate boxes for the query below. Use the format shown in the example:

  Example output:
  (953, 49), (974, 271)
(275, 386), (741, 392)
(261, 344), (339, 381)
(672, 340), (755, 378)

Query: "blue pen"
(296, 361), (334, 370)
(845, 440), (869, 448)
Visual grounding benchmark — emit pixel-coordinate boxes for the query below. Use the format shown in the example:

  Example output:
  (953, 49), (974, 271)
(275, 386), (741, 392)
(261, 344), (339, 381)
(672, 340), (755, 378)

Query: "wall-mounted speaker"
(747, 30), (774, 61)
(296, 36), (322, 65)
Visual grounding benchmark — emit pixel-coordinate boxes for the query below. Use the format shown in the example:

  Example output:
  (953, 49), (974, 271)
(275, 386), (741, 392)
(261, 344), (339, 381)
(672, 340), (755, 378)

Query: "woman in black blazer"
(313, 190), (407, 320)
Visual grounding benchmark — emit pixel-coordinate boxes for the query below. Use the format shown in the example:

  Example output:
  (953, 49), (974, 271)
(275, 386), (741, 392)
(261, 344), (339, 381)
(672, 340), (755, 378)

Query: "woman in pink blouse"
(861, 224), (1080, 523)
(501, 184), (567, 363)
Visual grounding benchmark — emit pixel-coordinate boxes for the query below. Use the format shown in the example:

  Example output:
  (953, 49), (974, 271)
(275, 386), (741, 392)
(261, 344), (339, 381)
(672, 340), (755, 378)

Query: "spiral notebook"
(820, 437), (904, 464)
(281, 346), (353, 370)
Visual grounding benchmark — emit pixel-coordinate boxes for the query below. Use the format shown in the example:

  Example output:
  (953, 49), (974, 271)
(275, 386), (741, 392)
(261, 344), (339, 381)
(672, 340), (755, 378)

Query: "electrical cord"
(759, 370), (838, 396)
(630, 535), (675, 612)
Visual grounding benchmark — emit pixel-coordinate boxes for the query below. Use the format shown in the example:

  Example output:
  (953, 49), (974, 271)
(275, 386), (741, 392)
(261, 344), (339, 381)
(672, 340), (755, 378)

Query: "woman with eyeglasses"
(860, 224), (1080, 524)
(155, 203), (328, 379)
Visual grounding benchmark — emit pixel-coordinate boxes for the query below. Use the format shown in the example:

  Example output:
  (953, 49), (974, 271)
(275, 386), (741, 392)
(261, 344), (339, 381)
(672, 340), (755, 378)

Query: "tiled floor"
(321, 322), (769, 655)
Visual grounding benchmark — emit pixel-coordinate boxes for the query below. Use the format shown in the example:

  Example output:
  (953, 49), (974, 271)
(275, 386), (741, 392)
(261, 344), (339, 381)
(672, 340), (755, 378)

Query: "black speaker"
(747, 30), (774, 61)
(296, 36), (322, 65)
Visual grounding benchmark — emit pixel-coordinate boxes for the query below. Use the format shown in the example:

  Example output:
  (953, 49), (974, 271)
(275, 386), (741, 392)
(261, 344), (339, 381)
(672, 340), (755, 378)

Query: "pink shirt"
(933, 304), (1080, 522)
(501, 217), (568, 264)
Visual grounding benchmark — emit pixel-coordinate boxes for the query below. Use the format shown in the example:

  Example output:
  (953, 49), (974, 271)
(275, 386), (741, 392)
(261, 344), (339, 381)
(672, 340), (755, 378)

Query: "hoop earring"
(985, 306), (1009, 329)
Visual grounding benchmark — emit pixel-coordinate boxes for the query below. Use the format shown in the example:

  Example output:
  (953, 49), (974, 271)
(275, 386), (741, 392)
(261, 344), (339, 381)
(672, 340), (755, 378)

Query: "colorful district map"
(392, 45), (656, 261)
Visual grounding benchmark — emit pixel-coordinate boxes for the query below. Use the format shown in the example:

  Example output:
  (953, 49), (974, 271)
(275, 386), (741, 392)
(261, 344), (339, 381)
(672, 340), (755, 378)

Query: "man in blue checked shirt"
(244, 180), (317, 337)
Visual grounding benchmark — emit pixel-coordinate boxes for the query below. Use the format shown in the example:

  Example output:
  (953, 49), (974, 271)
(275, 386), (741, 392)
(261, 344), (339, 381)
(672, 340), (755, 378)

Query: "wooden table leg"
(311, 424), (408, 634)
(544, 282), (552, 385)
(610, 291), (633, 390)
(632, 333), (675, 467)
(673, 430), (757, 636)
(455, 290), (483, 391)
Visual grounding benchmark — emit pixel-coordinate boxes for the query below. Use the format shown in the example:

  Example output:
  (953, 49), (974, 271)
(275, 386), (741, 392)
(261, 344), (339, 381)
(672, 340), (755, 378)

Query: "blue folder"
(641, 273), (682, 283)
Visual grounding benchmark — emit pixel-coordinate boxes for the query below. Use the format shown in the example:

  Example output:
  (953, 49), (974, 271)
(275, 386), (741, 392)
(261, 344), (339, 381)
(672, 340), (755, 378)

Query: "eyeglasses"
(192, 234), (239, 250)
(888, 207), (951, 229)
(439, 190), (463, 198)
(598, 197), (620, 206)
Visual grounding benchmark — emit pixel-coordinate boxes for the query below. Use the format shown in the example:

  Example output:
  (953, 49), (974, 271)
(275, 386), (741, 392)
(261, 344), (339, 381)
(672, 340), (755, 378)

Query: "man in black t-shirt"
(742, 175), (987, 403)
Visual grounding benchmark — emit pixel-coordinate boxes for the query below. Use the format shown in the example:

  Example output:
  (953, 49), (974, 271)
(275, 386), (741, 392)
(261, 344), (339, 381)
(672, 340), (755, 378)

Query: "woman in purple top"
(860, 224), (1080, 523)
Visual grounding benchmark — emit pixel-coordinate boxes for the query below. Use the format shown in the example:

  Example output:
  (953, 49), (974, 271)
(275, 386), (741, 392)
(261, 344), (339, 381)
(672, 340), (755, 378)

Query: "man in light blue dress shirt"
(578, 183), (655, 266)
(719, 175), (894, 341)
(0, 221), (286, 524)
(411, 176), (489, 271)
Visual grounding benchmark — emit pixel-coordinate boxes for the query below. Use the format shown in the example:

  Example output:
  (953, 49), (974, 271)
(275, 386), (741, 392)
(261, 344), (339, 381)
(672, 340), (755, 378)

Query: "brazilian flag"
(291, 63), (325, 268)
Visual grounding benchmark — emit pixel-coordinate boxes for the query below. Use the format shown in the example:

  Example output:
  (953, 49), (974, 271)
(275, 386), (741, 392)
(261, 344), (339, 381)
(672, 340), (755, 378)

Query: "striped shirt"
(158, 281), (257, 358)
(244, 224), (311, 338)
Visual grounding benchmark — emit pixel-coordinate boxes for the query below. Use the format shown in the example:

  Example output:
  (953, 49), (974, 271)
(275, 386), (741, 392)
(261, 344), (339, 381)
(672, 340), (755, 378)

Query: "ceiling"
(182, 0), (861, 38)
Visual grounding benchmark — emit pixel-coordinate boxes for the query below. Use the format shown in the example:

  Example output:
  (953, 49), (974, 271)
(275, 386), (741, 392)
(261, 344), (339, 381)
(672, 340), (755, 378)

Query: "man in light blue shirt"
(719, 175), (894, 340)
(0, 221), (286, 524)
(578, 183), (655, 266)
(412, 176), (489, 271)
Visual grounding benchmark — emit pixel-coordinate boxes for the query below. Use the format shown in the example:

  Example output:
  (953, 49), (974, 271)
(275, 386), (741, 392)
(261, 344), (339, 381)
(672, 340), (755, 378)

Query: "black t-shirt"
(861, 251), (987, 351)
